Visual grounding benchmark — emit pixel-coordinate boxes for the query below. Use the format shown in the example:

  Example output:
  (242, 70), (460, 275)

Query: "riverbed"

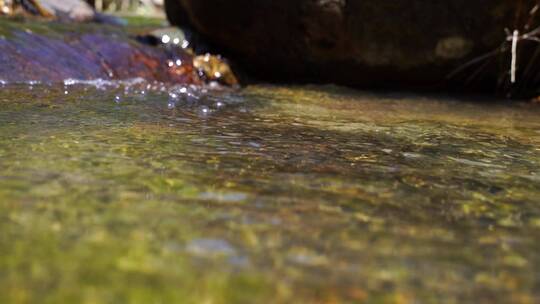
(1, 82), (539, 303)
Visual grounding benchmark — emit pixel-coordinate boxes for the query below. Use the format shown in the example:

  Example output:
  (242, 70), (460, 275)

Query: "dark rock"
(165, 0), (540, 91)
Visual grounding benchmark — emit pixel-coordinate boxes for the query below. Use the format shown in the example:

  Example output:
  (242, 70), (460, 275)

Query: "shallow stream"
(1, 82), (539, 303)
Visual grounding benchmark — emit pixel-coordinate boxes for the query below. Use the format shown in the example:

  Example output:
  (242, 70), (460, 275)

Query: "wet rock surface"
(165, 0), (540, 91)
(193, 53), (238, 86)
(0, 18), (201, 84)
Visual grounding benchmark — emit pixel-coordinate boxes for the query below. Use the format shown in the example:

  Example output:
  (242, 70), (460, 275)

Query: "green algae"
(0, 84), (540, 303)
(122, 15), (166, 28)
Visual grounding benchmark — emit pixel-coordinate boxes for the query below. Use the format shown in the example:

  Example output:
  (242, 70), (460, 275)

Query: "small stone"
(193, 54), (239, 86)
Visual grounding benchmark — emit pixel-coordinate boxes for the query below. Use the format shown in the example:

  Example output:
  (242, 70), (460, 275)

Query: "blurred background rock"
(86, 0), (163, 17)
(0, 0), (164, 18)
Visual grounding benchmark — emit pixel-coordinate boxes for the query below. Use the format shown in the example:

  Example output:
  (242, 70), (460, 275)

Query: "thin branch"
(464, 56), (493, 85)
(524, 37), (540, 43)
(446, 47), (503, 80)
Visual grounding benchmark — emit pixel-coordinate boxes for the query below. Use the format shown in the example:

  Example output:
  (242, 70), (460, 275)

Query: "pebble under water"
(0, 81), (540, 303)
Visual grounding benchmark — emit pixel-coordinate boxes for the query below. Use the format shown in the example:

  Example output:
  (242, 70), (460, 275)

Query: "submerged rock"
(165, 0), (540, 92)
(193, 53), (238, 86)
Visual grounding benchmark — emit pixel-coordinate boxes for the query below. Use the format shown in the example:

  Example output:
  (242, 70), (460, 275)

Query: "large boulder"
(165, 0), (540, 91)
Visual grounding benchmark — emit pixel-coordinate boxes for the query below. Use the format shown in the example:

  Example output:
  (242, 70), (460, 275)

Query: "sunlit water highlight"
(0, 82), (539, 303)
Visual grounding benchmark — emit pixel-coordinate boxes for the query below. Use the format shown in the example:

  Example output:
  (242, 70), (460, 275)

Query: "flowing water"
(0, 81), (540, 303)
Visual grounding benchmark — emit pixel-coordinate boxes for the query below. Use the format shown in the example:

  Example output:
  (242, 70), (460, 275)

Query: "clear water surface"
(0, 82), (539, 303)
